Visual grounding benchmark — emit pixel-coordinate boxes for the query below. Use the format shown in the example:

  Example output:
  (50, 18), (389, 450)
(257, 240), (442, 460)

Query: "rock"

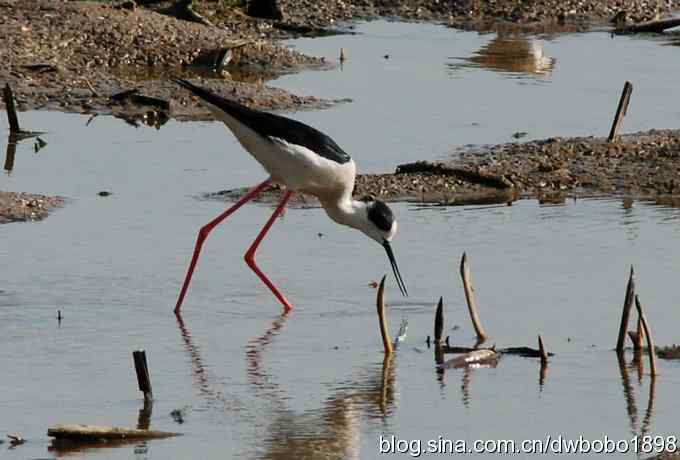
(247, 0), (284, 20)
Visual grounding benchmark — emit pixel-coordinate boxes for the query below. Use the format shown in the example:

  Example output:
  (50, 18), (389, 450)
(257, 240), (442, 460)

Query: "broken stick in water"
(616, 266), (635, 352)
(434, 297), (444, 346)
(538, 335), (548, 365)
(133, 350), (153, 401)
(608, 81), (633, 143)
(460, 252), (488, 344)
(628, 316), (645, 351)
(635, 295), (657, 377)
(376, 275), (393, 355)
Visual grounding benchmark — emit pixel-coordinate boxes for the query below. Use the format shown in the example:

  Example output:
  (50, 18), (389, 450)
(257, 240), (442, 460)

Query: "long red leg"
(174, 179), (272, 314)
(244, 190), (294, 312)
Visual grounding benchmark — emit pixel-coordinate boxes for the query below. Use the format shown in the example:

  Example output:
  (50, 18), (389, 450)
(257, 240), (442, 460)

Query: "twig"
(84, 78), (98, 98)
(635, 295), (657, 377)
(460, 252), (488, 343)
(376, 275), (393, 355)
(616, 266), (635, 352)
(608, 81), (633, 143)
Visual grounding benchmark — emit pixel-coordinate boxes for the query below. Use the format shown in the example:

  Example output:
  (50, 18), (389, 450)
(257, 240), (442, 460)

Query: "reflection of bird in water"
(176, 313), (397, 460)
(245, 317), (397, 460)
(255, 356), (396, 460)
(455, 34), (556, 77)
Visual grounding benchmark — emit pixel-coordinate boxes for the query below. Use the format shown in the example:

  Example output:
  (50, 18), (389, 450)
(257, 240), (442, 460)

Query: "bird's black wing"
(172, 78), (352, 165)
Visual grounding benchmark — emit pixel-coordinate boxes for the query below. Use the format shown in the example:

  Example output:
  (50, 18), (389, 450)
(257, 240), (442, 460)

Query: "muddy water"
(3, 22), (680, 460)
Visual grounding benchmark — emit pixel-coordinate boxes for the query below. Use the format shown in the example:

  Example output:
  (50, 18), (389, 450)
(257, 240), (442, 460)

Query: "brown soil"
(208, 128), (680, 207)
(2, 0), (677, 120)
(0, 191), (63, 224)
(0, 0), (330, 120)
(454, 129), (680, 199)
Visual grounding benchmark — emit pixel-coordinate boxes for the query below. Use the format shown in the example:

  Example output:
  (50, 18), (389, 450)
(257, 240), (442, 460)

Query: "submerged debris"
(656, 345), (680, 360)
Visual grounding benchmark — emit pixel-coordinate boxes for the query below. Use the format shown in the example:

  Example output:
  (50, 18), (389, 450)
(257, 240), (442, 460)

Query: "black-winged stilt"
(172, 79), (407, 314)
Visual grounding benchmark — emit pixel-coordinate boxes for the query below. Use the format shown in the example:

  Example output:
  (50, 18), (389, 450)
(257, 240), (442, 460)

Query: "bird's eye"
(360, 194), (375, 203)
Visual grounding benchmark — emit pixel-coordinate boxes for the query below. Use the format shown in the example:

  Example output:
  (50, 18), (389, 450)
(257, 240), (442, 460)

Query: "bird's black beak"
(383, 240), (408, 297)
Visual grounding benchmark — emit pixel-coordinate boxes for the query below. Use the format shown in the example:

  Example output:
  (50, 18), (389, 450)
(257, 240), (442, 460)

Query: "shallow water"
(3, 21), (680, 460)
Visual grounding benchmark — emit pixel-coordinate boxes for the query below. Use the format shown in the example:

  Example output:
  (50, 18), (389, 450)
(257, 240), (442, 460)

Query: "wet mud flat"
(0, 191), (62, 224)
(2, 0), (678, 120)
(0, 0), (328, 120)
(210, 128), (680, 207)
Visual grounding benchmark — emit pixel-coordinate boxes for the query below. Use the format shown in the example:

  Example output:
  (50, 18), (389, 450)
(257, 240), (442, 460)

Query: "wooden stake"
(616, 266), (635, 352)
(608, 81), (633, 142)
(635, 295), (657, 377)
(3, 84), (20, 133)
(460, 252), (488, 342)
(376, 275), (393, 355)
(538, 335), (548, 365)
(434, 297), (444, 346)
(132, 350), (153, 401)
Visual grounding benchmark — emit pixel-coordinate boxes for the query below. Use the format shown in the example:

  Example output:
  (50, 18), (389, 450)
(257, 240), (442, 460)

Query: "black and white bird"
(172, 79), (407, 314)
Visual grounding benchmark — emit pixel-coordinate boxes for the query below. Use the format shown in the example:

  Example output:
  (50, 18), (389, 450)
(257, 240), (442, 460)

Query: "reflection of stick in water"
(617, 352), (638, 435)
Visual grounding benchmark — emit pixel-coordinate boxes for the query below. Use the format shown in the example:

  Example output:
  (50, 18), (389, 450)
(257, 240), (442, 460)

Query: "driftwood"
(47, 424), (180, 440)
(616, 266), (635, 352)
(435, 343), (554, 358)
(615, 17), (680, 34)
(395, 161), (513, 189)
(439, 349), (498, 369)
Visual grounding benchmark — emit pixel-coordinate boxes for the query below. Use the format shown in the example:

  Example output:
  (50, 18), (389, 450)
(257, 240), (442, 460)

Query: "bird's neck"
(320, 197), (367, 231)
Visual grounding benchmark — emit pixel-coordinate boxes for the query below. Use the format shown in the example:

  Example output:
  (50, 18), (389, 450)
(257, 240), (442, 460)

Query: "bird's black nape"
(367, 200), (395, 233)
